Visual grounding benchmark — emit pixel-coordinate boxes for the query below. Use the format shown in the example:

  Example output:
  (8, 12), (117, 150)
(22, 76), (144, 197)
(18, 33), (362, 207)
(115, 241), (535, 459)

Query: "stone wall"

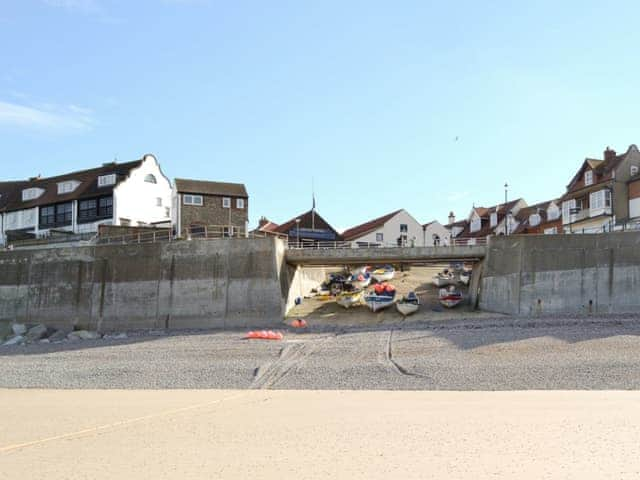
(0, 237), (286, 331)
(479, 232), (640, 315)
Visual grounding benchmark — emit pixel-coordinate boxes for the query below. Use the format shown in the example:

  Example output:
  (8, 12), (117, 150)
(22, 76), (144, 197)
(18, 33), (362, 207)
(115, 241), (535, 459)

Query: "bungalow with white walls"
(422, 220), (451, 246)
(342, 209), (424, 247)
(0, 154), (172, 246)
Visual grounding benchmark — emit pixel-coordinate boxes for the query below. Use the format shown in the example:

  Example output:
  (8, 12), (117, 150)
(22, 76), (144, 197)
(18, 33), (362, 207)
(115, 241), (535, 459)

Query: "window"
(490, 212), (497, 227)
(144, 174), (157, 184)
(183, 194), (203, 206)
(78, 199), (97, 220)
(529, 213), (541, 226)
(22, 188), (44, 201)
(376, 233), (384, 242)
(470, 217), (481, 232)
(39, 206), (56, 227)
(632, 165), (639, 177)
(222, 197), (231, 208)
(223, 226), (234, 237)
(544, 227), (558, 235)
(57, 181), (79, 194)
(56, 203), (72, 225)
(156, 197), (162, 207)
(584, 170), (593, 186)
(98, 174), (116, 187)
(562, 199), (576, 224)
(590, 190), (610, 211)
(165, 207), (170, 217)
(400, 224), (408, 233)
(236, 198), (245, 209)
(547, 205), (560, 221)
(97, 197), (112, 217)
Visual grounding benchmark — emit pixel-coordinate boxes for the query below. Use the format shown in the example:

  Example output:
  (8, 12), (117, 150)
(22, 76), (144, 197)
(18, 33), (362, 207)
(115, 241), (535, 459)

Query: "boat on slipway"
(439, 287), (463, 308)
(336, 289), (364, 309)
(364, 283), (397, 312)
(396, 291), (420, 316)
(372, 265), (395, 282)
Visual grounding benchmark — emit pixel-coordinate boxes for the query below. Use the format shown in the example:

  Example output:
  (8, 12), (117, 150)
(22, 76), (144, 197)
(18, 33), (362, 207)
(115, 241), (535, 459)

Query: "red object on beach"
(385, 284), (396, 293)
(245, 330), (284, 340)
(374, 283), (386, 294)
(291, 319), (307, 328)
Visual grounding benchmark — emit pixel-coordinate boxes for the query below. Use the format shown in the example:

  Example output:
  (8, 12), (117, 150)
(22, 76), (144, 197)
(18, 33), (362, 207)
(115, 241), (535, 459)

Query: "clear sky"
(1, 1), (639, 231)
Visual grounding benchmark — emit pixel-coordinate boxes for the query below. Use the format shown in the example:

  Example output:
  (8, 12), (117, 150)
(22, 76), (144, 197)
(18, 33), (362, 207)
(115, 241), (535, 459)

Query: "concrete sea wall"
(0, 238), (288, 331)
(479, 232), (640, 315)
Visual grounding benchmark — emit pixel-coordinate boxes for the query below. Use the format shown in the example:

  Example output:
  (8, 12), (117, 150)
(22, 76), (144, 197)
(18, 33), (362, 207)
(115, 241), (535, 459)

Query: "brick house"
(172, 178), (249, 237)
(512, 199), (562, 235)
(560, 145), (640, 233)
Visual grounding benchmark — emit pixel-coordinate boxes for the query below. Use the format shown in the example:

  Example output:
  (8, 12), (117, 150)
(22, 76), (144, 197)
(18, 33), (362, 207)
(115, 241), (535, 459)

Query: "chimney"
(448, 211), (455, 224)
(604, 146), (616, 163)
(259, 216), (270, 228)
(28, 175), (41, 182)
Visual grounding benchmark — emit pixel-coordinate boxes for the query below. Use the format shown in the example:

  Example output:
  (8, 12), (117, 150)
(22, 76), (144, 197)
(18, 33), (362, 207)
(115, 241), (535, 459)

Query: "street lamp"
(295, 218), (301, 248)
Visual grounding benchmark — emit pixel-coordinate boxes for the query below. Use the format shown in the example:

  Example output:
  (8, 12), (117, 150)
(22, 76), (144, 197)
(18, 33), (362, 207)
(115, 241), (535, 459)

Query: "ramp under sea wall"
(479, 232), (640, 315)
(0, 238), (290, 331)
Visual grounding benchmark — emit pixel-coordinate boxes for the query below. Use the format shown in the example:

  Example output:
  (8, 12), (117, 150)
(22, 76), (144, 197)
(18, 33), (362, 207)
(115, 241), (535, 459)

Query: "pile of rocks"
(0, 322), (127, 347)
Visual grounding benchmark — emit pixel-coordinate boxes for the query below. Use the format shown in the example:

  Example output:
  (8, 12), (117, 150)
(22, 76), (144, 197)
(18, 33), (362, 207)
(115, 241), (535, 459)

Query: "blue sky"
(1, 1), (639, 231)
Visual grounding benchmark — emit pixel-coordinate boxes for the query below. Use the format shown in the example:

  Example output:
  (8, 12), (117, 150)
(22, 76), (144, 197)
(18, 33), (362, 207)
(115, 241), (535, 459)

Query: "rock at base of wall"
(26, 324), (47, 342)
(12, 323), (27, 336)
(48, 330), (67, 343)
(3, 335), (25, 346)
(67, 330), (101, 341)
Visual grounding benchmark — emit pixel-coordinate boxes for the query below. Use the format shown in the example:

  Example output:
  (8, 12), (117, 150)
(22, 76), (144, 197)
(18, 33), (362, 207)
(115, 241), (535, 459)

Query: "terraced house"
(561, 145), (640, 233)
(0, 154), (172, 246)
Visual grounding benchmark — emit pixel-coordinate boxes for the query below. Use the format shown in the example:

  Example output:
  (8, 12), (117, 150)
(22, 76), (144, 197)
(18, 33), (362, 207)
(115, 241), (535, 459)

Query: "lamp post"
(504, 182), (508, 205)
(295, 218), (301, 248)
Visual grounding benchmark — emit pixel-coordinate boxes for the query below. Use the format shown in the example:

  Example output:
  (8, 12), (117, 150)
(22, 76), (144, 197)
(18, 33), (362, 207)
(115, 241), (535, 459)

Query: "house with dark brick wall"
(172, 178), (249, 237)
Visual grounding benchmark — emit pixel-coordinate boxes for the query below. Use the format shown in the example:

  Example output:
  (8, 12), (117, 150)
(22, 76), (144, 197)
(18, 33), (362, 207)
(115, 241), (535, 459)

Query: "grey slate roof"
(174, 178), (248, 198)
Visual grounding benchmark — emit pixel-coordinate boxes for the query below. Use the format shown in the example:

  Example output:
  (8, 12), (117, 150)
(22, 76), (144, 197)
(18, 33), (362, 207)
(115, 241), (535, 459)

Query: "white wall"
(114, 154), (173, 226)
(630, 198), (640, 219)
(349, 210), (424, 247)
(423, 221), (451, 246)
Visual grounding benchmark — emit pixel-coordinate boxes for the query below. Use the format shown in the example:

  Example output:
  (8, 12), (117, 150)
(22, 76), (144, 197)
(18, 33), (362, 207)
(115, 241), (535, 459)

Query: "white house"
(0, 154), (172, 246)
(342, 209), (425, 247)
(422, 220), (451, 246)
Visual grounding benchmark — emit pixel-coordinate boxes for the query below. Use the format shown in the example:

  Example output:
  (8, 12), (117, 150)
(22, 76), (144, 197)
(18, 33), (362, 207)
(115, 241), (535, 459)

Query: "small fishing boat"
(458, 270), (471, 285)
(336, 289), (364, 309)
(432, 269), (455, 287)
(352, 265), (371, 276)
(364, 283), (397, 312)
(372, 265), (395, 282)
(439, 286), (463, 308)
(396, 291), (420, 316)
(348, 272), (372, 289)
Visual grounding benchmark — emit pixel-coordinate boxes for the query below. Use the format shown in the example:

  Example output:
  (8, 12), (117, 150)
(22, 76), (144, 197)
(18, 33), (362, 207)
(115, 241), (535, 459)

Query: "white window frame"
(544, 226), (558, 235)
(222, 197), (231, 208)
(529, 213), (541, 226)
(236, 198), (245, 209)
(98, 174), (116, 187)
(470, 216), (481, 232)
(562, 199), (576, 225)
(57, 181), (79, 195)
(21, 188), (44, 201)
(376, 232), (384, 242)
(547, 204), (560, 221)
(584, 170), (593, 186)
(156, 197), (162, 207)
(632, 165), (639, 176)
(490, 212), (497, 227)
(183, 194), (203, 206)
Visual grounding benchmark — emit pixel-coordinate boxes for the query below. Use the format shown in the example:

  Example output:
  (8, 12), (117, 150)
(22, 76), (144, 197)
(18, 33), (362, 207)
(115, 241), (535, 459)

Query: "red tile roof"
(341, 210), (403, 241)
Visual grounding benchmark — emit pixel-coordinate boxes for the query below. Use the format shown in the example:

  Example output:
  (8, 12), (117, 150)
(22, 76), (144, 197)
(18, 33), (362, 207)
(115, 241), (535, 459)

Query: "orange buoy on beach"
(245, 330), (284, 340)
(291, 319), (307, 328)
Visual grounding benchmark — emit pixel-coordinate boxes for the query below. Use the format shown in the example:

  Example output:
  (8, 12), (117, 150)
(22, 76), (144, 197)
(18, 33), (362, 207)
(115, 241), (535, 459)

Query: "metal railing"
(287, 237), (487, 249)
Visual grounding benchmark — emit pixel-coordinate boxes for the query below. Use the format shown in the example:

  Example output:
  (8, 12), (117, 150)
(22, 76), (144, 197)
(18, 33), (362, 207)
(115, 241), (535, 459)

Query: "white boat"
(336, 290), (364, 309)
(439, 287), (463, 308)
(348, 272), (372, 289)
(364, 291), (396, 312)
(372, 265), (395, 282)
(432, 272), (455, 287)
(396, 292), (420, 316)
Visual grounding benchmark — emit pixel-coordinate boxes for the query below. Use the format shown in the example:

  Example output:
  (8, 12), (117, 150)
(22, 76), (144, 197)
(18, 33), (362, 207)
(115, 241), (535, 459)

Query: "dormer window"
(490, 212), (497, 227)
(98, 174), (116, 187)
(529, 213), (541, 226)
(22, 187), (45, 201)
(57, 180), (80, 195)
(470, 216), (481, 233)
(584, 170), (593, 186)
